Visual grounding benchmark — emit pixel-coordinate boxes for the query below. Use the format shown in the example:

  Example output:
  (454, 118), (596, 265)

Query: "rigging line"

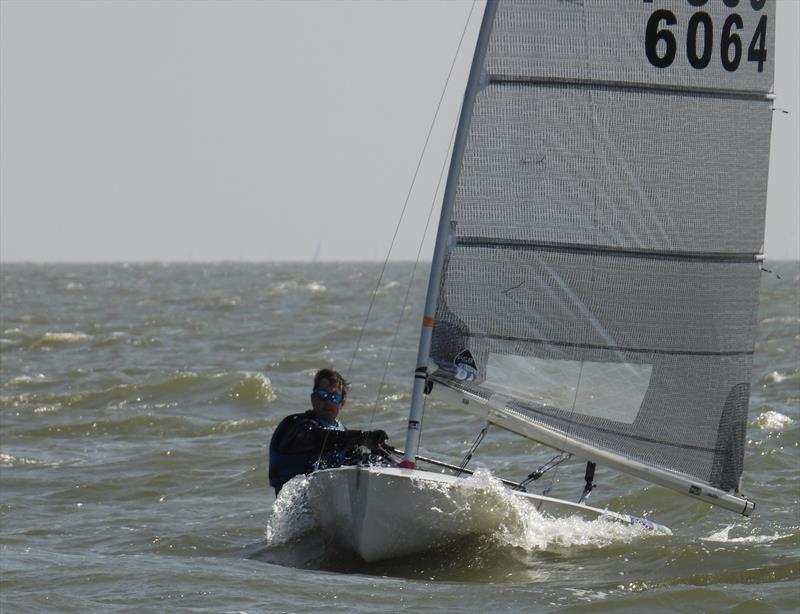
(456, 422), (490, 476)
(544, 360), (586, 496)
(368, 102), (463, 427)
(318, 1), (477, 465)
(515, 452), (572, 491)
(344, 0), (478, 383)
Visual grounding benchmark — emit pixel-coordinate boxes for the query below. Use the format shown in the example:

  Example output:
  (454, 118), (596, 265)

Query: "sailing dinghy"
(303, 0), (775, 562)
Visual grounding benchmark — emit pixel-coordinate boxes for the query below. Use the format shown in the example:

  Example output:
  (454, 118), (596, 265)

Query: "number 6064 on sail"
(644, 1), (769, 72)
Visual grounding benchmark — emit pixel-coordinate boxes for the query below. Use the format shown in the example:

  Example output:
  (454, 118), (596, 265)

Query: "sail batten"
(488, 76), (775, 101)
(462, 332), (754, 358)
(455, 238), (764, 261)
(425, 0), (774, 511)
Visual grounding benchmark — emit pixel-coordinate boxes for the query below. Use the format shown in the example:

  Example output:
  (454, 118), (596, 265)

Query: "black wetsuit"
(268, 410), (386, 495)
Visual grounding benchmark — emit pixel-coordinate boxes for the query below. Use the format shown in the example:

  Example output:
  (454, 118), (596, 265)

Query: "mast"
(400, 0), (499, 468)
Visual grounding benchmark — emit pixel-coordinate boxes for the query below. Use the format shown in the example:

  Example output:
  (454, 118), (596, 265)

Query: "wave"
(756, 369), (799, 385)
(3, 330), (175, 352)
(4, 374), (50, 388)
(30, 332), (91, 348)
(264, 357), (334, 373)
(1, 371), (277, 411)
(755, 410), (794, 430)
(33, 404), (62, 414)
(215, 296), (241, 310)
(225, 372), (278, 404)
(373, 280), (401, 296)
(265, 476), (316, 546)
(759, 316), (800, 325)
(458, 470), (658, 551)
(16, 314), (49, 324)
(702, 524), (795, 544)
(93, 332), (130, 347)
(16, 415), (193, 439)
(263, 280), (327, 295)
(0, 453), (45, 467)
(11, 413), (273, 440)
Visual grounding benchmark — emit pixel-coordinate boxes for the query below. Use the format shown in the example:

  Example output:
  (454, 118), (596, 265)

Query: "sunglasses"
(313, 389), (345, 404)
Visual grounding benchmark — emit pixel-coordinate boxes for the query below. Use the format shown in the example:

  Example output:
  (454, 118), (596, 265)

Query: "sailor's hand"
(362, 429), (388, 449)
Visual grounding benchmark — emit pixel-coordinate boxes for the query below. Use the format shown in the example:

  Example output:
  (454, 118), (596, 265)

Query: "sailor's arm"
(276, 420), (387, 453)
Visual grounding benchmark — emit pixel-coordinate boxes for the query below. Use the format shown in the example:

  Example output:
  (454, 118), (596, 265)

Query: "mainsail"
(410, 0), (775, 515)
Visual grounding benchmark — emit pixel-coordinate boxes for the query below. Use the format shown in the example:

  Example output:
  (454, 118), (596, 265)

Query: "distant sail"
(428, 0), (774, 512)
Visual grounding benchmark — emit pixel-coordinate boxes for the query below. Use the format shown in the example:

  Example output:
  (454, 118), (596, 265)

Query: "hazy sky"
(2, 0), (798, 262)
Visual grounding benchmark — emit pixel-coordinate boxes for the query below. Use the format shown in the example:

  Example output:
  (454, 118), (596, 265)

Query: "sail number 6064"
(645, 5), (768, 72)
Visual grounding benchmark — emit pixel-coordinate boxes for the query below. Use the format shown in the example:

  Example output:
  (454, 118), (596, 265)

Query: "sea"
(1, 261), (797, 613)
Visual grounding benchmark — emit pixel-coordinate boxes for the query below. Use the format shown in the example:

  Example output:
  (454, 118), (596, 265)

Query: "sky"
(1, 0), (798, 262)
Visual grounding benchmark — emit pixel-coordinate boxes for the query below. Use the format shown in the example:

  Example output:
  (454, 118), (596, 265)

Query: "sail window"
(482, 353), (652, 424)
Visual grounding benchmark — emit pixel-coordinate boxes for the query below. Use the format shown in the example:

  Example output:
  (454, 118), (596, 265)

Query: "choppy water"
(1, 262), (798, 612)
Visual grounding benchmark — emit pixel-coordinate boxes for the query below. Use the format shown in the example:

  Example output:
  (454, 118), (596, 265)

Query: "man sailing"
(268, 368), (388, 495)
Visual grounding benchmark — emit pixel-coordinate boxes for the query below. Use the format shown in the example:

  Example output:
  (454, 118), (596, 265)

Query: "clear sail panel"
(484, 354), (652, 424)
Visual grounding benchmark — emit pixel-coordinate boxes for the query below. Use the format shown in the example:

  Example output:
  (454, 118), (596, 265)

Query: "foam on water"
(455, 470), (656, 551)
(226, 372), (278, 403)
(265, 477), (316, 546)
(755, 410), (794, 430)
(5, 374), (49, 388)
(265, 280), (299, 295)
(306, 282), (326, 293)
(215, 296), (241, 309)
(758, 369), (799, 385)
(263, 279), (327, 295)
(374, 280), (400, 296)
(760, 316), (800, 325)
(33, 404), (62, 414)
(31, 332), (91, 347)
(95, 332), (129, 346)
(0, 453), (42, 467)
(702, 524), (793, 544)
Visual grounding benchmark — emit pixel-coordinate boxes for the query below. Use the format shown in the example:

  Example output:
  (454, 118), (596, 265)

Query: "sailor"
(268, 368), (388, 495)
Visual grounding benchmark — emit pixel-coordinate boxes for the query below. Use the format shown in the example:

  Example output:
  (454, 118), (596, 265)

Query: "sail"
(428, 0), (774, 511)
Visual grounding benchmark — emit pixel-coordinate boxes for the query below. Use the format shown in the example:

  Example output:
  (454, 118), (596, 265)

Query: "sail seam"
(466, 333), (754, 357)
(488, 75), (774, 101)
(455, 238), (762, 263)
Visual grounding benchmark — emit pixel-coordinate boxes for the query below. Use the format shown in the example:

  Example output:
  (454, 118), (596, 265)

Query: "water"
(1, 261), (797, 612)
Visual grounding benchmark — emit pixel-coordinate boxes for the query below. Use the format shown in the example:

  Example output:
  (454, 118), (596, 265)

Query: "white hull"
(306, 465), (667, 562)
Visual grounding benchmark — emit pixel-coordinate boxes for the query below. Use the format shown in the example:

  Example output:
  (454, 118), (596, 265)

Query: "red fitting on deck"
(399, 460), (416, 469)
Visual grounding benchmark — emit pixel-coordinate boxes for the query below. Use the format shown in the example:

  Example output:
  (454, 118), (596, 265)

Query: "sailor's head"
(311, 368), (348, 423)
